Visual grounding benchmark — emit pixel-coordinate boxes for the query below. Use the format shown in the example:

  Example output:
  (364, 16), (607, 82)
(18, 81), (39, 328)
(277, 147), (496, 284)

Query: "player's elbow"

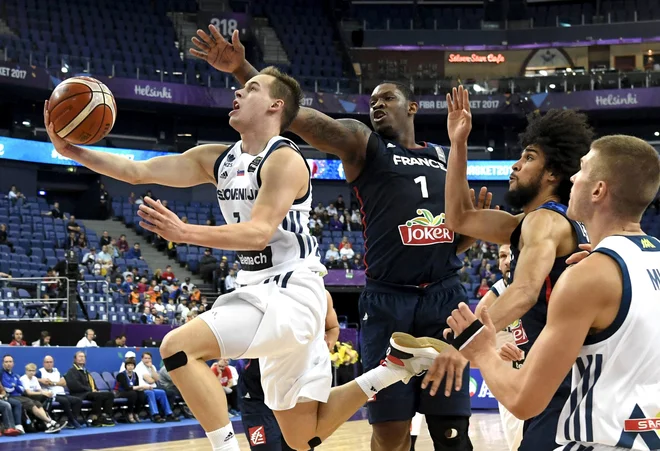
(509, 399), (545, 421)
(245, 222), (273, 251)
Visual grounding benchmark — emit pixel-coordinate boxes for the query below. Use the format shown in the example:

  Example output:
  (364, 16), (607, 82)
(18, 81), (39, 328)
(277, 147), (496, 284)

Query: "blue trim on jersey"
(281, 271), (293, 288)
(584, 354), (603, 442)
(583, 248), (632, 345)
(488, 286), (499, 297)
(273, 274), (281, 285)
(295, 233), (306, 259)
(295, 211), (302, 233)
(564, 354), (603, 444)
(255, 138), (311, 205)
(213, 146), (233, 183)
(624, 234), (660, 252)
(565, 357), (586, 441)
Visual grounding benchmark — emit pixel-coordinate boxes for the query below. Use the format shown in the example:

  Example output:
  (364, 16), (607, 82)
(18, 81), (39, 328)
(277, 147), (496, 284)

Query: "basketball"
(47, 76), (117, 145)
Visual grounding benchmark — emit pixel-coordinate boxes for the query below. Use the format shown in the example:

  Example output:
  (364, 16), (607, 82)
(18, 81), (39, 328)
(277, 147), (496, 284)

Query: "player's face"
(230, 74), (280, 132)
(369, 84), (412, 140)
(498, 244), (511, 275)
(505, 146), (546, 209)
(567, 149), (597, 221)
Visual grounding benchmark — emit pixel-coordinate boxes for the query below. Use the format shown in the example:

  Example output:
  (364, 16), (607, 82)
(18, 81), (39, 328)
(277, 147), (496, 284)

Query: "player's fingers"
(566, 250), (590, 265)
(421, 358), (439, 390)
(232, 29), (244, 50)
(498, 348), (514, 362)
(447, 315), (463, 336)
(197, 29), (215, 45)
(484, 192), (493, 209)
(191, 36), (210, 50)
(452, 87), (459, 110)
(443, 327), (453, 340)
(477, 187), (487, 208)
(444, 363), (455, 397)
(469, 188), (475, 205)
(463, 86), (471, 113)
(189, 49), (208, 60)
(138, 221), (158, 233)
(578, 243), (592, 252)
(457, 86), (464, 110)
(458, 302), (476, 323)
(446, 93), (453, 113)
(209, 24), (225, 43)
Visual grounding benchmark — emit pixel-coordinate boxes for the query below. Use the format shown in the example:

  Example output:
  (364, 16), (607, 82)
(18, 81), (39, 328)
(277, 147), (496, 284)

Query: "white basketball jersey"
(556, 235), (660, 451)
(214, 136), (324, 285)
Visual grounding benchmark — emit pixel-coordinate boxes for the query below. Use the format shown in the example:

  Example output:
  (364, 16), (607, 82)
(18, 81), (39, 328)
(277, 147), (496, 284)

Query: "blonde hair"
(25, 363), (37, 371)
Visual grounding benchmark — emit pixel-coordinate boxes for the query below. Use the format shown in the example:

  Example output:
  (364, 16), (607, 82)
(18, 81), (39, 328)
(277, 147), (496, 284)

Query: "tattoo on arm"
(289, 112), (371, 158)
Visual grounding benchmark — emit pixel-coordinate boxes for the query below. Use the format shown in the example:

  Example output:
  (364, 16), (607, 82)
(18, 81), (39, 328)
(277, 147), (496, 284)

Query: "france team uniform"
(509, 201), (590, 451)
(199, 136), (331, 411)
(239, 359), (294, 451)
(351, 133), (471, 435)
(556, 235), (660, 451)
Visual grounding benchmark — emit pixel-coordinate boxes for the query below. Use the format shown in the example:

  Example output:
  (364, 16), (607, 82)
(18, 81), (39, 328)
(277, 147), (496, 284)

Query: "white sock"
(355, 363), (409, 398)
(206, 423), (240, 451)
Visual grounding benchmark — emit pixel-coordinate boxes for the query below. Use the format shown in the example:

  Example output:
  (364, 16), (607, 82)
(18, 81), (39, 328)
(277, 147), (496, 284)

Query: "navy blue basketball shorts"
(358, 275), (472, 424)
(240, 400), (294, 451)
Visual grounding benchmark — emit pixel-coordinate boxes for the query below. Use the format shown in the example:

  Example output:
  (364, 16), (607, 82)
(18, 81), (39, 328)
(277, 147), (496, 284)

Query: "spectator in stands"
(199, 248), (218, 283)
(474, 278), (490, 299)
(466, 242), (483, 261)
(325, 244), (339, 261)
(97, 246), (113, 275)
(130, 287), (141, 305)
(64, 351), (114, 427)
(20, 363), (57, 414)
(335, 194), (346, 214)
(214, 260), (229, 293)
(1, 355), (65, 433)
(157, 366), (193, 418)
(225, 269), (236, 293)
(76, 329), (98, 347)
(105, 335), (127, 348)
(140, 306), (154, 324)
(118, 351), (136, 372)
(126, 243), (142, 260)
(329, 214), (343, 231)
(31, 331), (51, 347)
(117, 234), (129, 255)
(325, 255), (340, 270)
(77, 232), (89, 248)
(99, 184), (109, 220)
(0, 223), (13, 251)
(37, 356), (82, 428)
(106, 239), (120, 259)
(154, 313), (166, 325)
(327, 203), (338, 217)
(352, 255), (365, 270)
(7, 186), (25, 205)
(180, 277), (195, 292)
(459, 266), (471, 283)
(43, 201), (63, 219)
(349, 209), (362, 231)
(99, 231), (112, 247)
(488, 273), (499, 287)
(122, 274), (135, 293)
(339, 241), (355, 259)
(137, 277), (148, 293)
(66, 216), (81, 235)
(338, 255), (353, 271)
(64, 232), (77, 250)
(211, 359), (240, 417)
(134, 352), (179, 423)
(128, 192), (137, 205)
(9, 330), (26, 347)
(144, 190), (156, 201)
(176, 298), (190, 321)
(481, 263), (493, 279)
(82, 247), (97, 270)
(115, 357), (149, 423)
(0, 386), (22, 436)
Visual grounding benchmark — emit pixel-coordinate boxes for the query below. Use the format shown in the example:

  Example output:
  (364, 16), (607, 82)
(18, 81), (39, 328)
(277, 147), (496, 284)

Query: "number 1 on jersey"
(414, 176), (429, 199)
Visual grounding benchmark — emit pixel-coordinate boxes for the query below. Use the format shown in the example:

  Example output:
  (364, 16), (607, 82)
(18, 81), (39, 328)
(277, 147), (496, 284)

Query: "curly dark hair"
(519, 109), (594, 205)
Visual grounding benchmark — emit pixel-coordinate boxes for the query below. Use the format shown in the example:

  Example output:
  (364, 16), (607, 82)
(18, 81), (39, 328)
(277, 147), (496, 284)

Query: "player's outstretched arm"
(455, 187), (497, 254)
(191, 26), (372, 174)
(44, 101), (223, 187)
(486, 209), (567, 331)
(137, 146), (308, 251)
(444, 86), (521, 244)
(449, 254), (618, 419)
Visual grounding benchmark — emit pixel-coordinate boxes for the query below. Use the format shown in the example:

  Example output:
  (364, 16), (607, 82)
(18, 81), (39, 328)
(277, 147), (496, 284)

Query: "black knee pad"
(163, 350), (188, 372)
(308, 436), (322, 449)
(425, 415), (473, 450)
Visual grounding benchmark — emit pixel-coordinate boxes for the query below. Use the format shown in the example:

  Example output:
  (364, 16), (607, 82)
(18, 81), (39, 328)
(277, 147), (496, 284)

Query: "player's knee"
(372, 421), (410, 448)
(426, 415), (472, 450)
(281, 433), (319, 451)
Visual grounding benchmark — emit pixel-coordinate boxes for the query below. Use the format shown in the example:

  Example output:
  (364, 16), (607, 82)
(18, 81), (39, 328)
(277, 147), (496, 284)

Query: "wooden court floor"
(91, 413), (508, 451)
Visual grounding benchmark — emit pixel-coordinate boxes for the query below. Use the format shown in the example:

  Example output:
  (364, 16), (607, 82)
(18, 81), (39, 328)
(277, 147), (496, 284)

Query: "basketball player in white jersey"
(474, 244), (525, 451)
(44, 68), (450, 451)
(445, 135), (660, 450)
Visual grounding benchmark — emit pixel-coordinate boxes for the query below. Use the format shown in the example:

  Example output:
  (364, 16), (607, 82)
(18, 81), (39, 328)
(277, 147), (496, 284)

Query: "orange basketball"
(47, 76), (117, 145)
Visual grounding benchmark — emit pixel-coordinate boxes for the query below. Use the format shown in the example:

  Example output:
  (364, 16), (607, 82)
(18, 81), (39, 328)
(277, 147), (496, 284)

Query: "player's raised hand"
(421, 347), (468, 397)
(190, 26), (246, 74)
(498, 342), (524, 362)
(446, 85), (472, 144)
(566, 243), (592, 265)
(447, 303), (496, 364)
(137, 197), (187, 243)
(470, 186), (498, 211)
(43, 100), (73, 157)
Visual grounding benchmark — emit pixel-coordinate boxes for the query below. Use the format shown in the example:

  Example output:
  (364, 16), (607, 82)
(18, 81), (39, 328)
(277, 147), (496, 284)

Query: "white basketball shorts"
(199, 267), (331, 411)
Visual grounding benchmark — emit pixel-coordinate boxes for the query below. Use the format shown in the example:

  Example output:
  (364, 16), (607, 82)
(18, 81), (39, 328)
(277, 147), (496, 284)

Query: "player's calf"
(371, 420), (412, 451)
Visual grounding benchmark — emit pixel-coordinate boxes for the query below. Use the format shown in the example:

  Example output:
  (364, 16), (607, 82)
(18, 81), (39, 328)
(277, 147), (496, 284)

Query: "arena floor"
(0, 411), (507, 451)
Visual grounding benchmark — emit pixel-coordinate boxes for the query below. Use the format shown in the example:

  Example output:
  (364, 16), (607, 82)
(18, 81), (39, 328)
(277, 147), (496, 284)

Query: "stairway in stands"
(83, 219), (209, 291)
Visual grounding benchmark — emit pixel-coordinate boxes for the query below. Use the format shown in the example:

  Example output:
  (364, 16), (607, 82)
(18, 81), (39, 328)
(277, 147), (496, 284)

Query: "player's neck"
(240, 128), (280, 156)
(522, 192), (560, 214)
(394, 128), (417, 149)
(586, 213), (644, 248)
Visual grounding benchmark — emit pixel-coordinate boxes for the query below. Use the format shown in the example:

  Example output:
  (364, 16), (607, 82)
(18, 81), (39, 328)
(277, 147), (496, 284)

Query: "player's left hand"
(566, 243), (592, 265)
(137, 197), (187, 243)
(446, 303), (497, 363)
(421, 346), (468, 397)
(446, 85), (472, 144)
(470, 186), (498, 211)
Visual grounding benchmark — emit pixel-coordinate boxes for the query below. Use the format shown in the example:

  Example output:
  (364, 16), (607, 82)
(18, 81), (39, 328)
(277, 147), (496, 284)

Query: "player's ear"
(408, 101), (418, 115)
(592, 180), (606, 202)
(269, 99), (284, 113)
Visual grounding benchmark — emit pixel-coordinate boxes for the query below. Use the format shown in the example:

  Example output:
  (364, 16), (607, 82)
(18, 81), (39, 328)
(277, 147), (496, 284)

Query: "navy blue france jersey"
(349, 133), (463, 286)
(509, 201), (590, 356)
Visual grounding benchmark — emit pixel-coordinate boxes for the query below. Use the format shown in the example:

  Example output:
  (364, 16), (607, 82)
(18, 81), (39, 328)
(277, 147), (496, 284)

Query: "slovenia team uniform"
(238, 359), (294, 451)
(509, 201), (590, 451)
(199, 136), (331, 411)
(489, 277), (525, 451)
(556, 235), (660, 451)
(351, 133), (471, 434)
